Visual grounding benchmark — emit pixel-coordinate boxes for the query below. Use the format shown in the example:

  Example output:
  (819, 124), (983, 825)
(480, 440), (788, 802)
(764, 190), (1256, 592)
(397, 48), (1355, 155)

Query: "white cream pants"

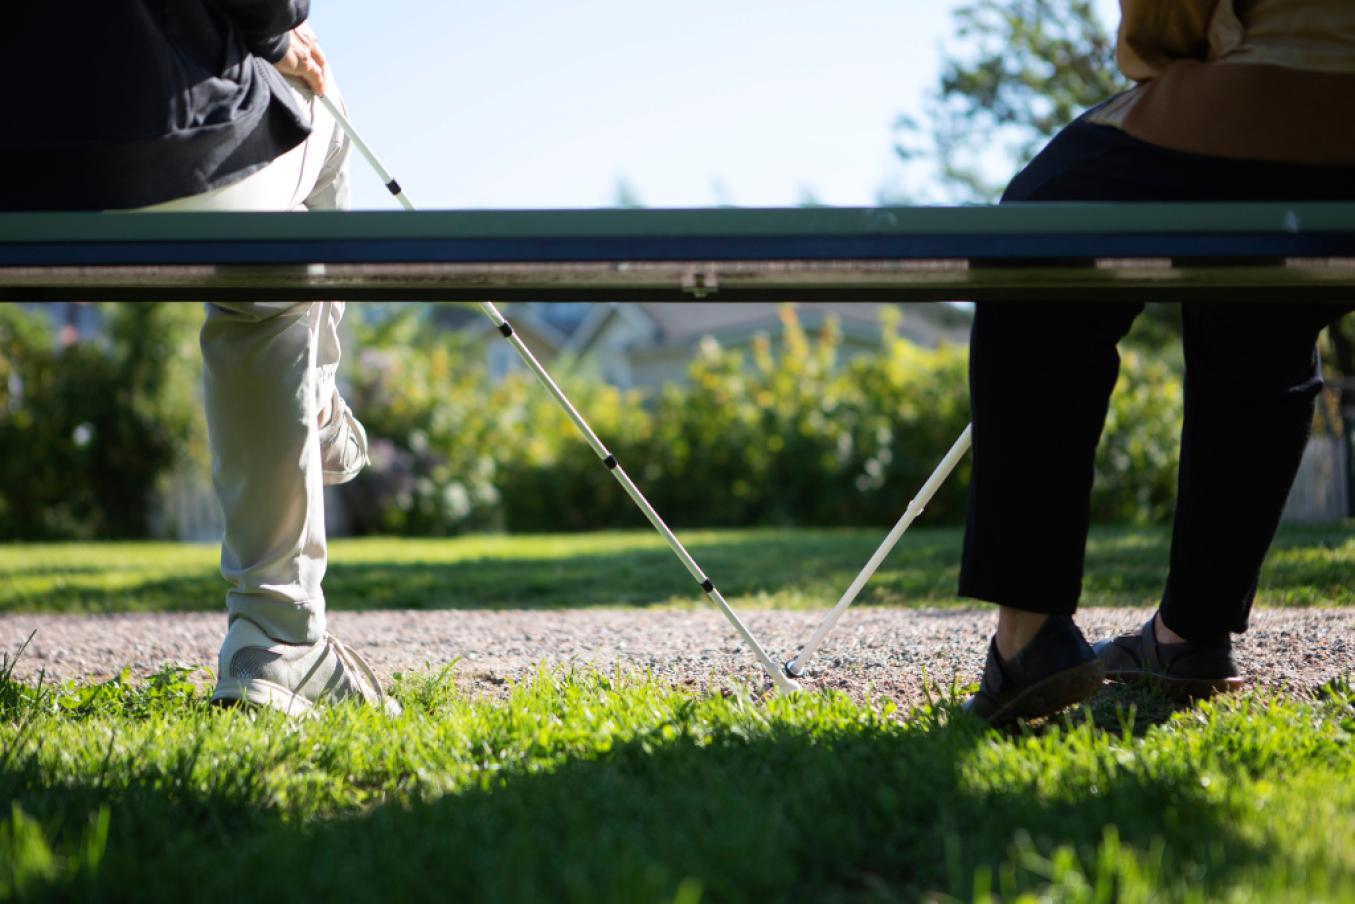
(144, 80), (350, 643)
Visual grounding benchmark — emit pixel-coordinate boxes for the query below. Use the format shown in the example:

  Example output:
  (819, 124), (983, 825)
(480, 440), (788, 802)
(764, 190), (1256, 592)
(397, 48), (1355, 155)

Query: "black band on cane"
(498, 323), (513, 338)
(603, 454), (618, 470)
(700, 579), (714, 593)
(386, 179), (402, 196)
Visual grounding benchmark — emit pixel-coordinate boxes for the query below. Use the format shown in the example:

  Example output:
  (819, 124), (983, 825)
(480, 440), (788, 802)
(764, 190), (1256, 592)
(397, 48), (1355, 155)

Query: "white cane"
(320, 96), (415, 212)
(318, 95), (801, 694)
(785, 424), (972, 678)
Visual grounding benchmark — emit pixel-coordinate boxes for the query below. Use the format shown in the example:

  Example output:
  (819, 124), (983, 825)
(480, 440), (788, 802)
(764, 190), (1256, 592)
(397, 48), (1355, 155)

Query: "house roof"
(462, 302), (570, 352)
(565, 302), (967, 355)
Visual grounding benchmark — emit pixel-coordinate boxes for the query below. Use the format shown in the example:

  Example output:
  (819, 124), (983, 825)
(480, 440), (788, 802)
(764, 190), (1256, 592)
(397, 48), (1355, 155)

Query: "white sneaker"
(211, 618), (401, 716)
(319, 388), (370, 486)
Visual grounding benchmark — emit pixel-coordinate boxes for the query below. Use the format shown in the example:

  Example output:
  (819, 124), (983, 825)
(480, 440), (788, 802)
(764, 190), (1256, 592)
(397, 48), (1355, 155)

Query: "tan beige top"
(1087, 0), (1355, 165)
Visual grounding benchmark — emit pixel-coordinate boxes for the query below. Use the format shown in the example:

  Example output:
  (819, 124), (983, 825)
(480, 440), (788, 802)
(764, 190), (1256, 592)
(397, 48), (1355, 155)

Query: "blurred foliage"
(1094, 349), (1183, 523)
(0, 303), (1192, 539)
(341, 304), (1184, 534)
(0, 304), (203, 540)
(894, 0), (1127, 203)
(340, 309), (505, 535)
(896, 0), (1355, 394)
(1321, 317), (1355, 410)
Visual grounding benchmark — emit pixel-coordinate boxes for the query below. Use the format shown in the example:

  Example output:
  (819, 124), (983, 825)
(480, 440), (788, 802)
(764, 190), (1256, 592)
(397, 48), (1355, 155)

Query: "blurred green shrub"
(0, 303), (1187, 538)
(344, 305), (1183, 533)
(341, 310), (505, 535)
(0, 304), (203, 539)
(1094, 349), (1183, 524)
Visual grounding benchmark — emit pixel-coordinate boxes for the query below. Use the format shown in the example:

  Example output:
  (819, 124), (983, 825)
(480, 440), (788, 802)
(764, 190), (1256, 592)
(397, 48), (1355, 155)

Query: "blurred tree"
(1320, 319), (1355, 442)
(796, 185), (826, 208)
(96, 303), (204, 536)
(612, 176), (644, 209)
(0, 303), (202, 539)
(900, 1), (1354, 383)
(895, 1), (1189, 347)
(896, 0), (1126, 203)
(1326, 320), (1355, 381)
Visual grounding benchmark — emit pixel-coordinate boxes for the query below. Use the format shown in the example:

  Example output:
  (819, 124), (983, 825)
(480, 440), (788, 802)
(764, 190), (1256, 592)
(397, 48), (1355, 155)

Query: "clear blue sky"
(313, 1), (1119, 210)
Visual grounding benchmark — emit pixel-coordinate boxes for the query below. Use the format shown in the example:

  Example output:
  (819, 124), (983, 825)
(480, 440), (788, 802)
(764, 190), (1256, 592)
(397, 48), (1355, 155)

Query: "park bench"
(0, 204), (1353, 302)
(2, 202), (1353, 692)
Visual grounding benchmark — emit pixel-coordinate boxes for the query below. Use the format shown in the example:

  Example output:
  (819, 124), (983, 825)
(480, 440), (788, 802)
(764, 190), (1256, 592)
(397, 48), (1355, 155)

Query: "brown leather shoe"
(1093, 616), (1245, 701)
(963, 615), (1106, 726)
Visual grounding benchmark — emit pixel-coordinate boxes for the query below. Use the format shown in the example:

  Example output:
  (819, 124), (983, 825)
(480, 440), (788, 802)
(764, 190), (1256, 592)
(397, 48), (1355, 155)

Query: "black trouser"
(958, 118), (1355, 644)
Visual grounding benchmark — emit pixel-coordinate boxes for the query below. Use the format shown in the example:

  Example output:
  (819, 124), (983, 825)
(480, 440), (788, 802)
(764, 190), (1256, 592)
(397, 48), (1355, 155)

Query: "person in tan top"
(1096, 0), (1355, 166)
(960, 0), (1355, 725)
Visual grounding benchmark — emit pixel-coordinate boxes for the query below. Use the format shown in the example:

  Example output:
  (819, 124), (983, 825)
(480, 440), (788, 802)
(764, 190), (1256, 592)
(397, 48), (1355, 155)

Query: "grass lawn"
(2, 522), (1353, 614)
(4, 525), (1355, 901)
(3, 659), (1355, 902)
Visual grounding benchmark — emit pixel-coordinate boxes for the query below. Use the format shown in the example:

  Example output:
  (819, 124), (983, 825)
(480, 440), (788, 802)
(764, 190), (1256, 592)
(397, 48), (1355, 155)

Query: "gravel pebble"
(3, 608), (1353, 707)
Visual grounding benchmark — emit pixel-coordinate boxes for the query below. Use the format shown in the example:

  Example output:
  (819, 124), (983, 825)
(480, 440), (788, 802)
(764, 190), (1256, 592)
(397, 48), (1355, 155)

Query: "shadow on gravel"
(1, 708), (1269, 902)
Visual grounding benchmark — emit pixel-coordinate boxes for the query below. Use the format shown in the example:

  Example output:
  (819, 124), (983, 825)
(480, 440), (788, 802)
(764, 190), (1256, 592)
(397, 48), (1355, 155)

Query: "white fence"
(149, 468), (352, 541)
(1281, 435), (1351, 524)
(149, 466), (222, 542)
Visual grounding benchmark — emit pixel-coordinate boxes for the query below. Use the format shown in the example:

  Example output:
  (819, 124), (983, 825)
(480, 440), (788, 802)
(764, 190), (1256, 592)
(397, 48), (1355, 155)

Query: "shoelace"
(317, 390), (348, 444)
(325, 633), (388, 706)
(319, 391), (370, 470)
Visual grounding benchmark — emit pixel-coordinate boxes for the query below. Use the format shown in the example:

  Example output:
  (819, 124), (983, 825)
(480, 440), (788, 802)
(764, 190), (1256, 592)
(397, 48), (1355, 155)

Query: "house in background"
(557, 302), (972, 390)
(22, 301), (103, 346)
(434, 301), (590, 380)
(472, 300), (1350, 523)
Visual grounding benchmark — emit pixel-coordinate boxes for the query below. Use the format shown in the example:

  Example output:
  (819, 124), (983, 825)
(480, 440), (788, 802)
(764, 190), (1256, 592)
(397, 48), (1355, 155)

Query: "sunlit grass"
(3, 649), (1355, 901)
(4, 521), (1355, 901)
(2, 523), (1352, 614)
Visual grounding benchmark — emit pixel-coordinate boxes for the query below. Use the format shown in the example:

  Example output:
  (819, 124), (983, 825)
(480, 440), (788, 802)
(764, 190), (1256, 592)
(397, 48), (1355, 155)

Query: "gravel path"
(3, 608), (1354, 707)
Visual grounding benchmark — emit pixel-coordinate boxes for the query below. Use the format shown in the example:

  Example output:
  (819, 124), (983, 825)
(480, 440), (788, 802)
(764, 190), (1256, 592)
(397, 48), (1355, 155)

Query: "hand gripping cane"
(318, 95), (800, 694)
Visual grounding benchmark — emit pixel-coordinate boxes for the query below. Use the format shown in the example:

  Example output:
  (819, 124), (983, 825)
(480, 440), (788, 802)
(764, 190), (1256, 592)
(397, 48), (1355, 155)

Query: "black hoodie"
(0, 0), (313, 210)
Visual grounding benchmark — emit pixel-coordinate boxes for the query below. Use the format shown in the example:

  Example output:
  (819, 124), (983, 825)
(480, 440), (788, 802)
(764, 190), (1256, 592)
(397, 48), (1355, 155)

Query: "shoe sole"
(321, 450), (369, 486)
(986, 658), (1106, 726)
(321, 415), (369, 486)
(212, 678), (403, 717)
(211, 678), (316, 717)
(1104, 670), (1246, 701)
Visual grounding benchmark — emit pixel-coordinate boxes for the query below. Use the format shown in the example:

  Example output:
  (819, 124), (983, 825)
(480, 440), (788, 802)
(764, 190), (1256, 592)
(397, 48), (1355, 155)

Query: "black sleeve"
(212, 0), (310, 63)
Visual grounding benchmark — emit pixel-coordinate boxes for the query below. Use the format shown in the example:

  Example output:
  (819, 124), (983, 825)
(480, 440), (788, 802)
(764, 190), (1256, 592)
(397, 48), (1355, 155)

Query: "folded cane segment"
(319, 95), (414, 212)
(785, 424), (973, 678)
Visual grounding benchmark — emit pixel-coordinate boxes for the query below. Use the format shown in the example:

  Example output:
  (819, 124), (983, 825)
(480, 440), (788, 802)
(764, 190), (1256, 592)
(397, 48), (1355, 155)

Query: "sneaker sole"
(321, 415), (369, 486)
(212, 679), (403, 718)
(321, 448), (369, 485)
(1104, 670), (1246, 701)
(211, 678), (316, 717)
(321, 466), (365, 486)
(986, 658), (1106, 726)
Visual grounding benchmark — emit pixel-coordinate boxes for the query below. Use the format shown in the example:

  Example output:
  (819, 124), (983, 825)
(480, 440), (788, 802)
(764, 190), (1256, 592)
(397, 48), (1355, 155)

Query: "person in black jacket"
(3, 2), (398, 715)
(3, 1), (320, 210)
